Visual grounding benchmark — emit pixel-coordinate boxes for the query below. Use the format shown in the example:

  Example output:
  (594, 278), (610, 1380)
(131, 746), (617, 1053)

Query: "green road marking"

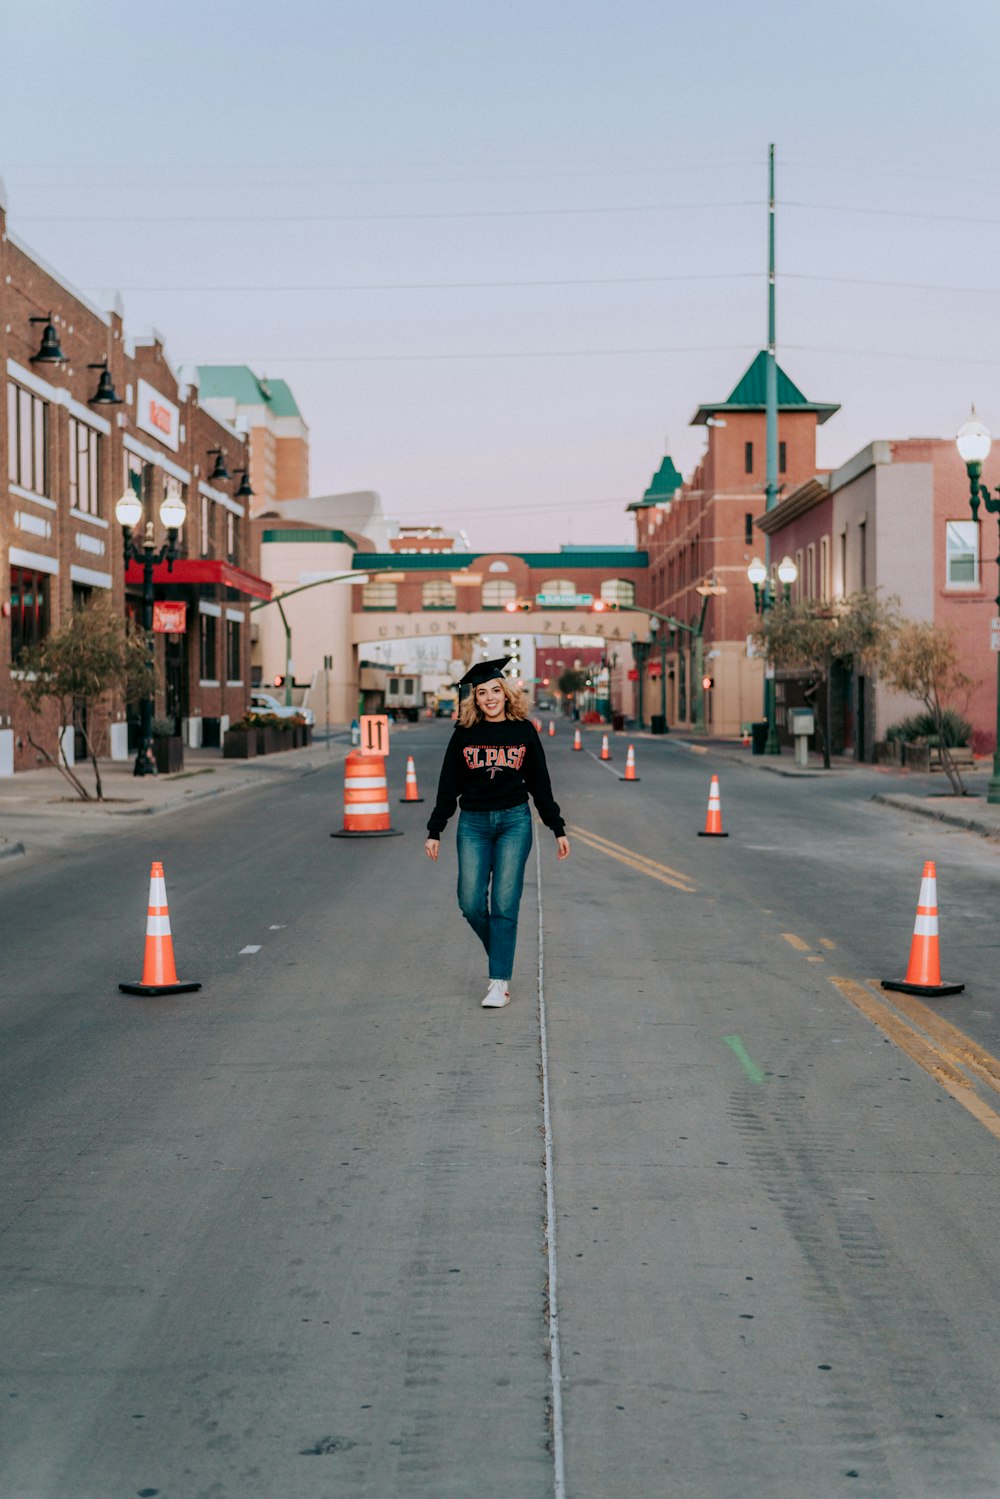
(723, 1034), (766, 1084)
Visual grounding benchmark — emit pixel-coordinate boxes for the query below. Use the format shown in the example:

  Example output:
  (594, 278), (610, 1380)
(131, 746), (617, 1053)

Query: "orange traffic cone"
(572, 728), (582, 751)
(119, 861), (201, 996)
(622, 744), (640, 782)
(600, 734), (612, 761)
(882, 861), (964, 997)
(548, 721), (556, 737)
(698, 774), (728, 837)
(399, 753), (424, 803)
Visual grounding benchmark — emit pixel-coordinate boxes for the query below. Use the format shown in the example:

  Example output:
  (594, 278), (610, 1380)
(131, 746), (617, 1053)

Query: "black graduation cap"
(457, 656), (512, 692)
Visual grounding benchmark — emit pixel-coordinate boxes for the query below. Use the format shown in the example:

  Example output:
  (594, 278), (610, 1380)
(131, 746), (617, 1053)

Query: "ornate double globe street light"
(956, 412), (1000, 803)
(115, 482), (187, 776)
(747, 553), (798, 755)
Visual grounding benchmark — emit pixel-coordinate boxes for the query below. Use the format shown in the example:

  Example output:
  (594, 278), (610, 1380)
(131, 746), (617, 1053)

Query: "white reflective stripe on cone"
(918, 879), (937, 907)
(145, 915), (172, 936)
(913, 914), (939, 936)
(149, 877), (167, 904)
(345, 776), (388, 790)
(349, 802), (390, 815)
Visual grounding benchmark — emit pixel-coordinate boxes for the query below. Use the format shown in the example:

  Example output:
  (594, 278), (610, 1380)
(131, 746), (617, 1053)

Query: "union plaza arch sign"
(350, 608), (652, 646)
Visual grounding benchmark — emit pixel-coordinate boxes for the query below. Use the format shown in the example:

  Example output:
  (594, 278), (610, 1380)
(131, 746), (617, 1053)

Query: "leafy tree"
(557, 667), (589, 701)
(751, 592), (898, 769)
(13, 598), (154, 800)
(881, 620), (973, 795)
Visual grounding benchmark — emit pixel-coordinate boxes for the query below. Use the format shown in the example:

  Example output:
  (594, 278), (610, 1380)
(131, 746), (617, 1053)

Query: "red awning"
(125, 558), (272, 601)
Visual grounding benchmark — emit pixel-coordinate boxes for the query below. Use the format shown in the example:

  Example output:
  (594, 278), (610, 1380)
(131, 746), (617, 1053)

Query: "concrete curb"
(872, 792), (1000, 843)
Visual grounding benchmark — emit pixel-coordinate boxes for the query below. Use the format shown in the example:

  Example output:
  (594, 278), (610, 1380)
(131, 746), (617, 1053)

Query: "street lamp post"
(116, 482), (187, 776)
(630, 634), (652, 728)
(748, 553), (798, 756)
(957, 413), (1000, 803)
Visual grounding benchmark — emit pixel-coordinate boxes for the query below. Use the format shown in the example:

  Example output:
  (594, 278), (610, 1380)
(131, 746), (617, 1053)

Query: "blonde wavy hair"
(457, 675), (530, 727)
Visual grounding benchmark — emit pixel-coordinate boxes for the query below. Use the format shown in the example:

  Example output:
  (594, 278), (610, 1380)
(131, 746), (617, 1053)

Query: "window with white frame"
(199, 611), (217, 680)
(7, 382), (49, 495)
(68, 416), (102, 516)
(819, 536), (830, 602)
(539, 578), (575, 598)
(226, 618), (241, 681)
(600, 578), (635, 607)
(422, 578), (456, 608)
(946, 521), (979, 588)
(10, 565), (50, 662)
(482, 578), (516, 608)
(362, 579), (397, 609)
(806, 544), (816, 601)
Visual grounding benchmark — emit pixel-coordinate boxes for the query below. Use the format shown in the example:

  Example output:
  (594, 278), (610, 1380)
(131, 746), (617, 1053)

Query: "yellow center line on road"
(831, 976), (1000, 1145)
(881, 986), (1000, 1098)
(781, 932), (812, 952)
(568, 823), (698, 894)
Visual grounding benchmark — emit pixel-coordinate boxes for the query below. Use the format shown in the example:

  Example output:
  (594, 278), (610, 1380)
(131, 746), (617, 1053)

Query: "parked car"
(249, 691), (315, 727)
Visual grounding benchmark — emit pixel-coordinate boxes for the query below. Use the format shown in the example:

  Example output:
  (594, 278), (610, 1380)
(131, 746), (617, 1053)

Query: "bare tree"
(13, 599), (154, 800)
(881, 620), (973, 796)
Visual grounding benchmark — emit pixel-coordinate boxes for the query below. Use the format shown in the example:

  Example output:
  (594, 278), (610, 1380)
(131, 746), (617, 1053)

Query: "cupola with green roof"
(691, 350), (839, 427)
(628, 453), (683, 511)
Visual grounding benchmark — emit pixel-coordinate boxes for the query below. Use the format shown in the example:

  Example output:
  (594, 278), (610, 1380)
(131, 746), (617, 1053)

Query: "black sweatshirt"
(426, 718), (566, 839)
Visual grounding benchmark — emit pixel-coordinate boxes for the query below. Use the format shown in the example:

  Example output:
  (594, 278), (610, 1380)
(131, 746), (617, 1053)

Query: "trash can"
(612, 712), (625, 733)
(650, 714), (668, 735)
(751, 720), (769, 756)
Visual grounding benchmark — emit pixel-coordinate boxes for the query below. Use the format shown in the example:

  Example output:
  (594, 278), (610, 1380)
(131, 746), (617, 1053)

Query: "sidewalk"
(0, 730), (358, 864)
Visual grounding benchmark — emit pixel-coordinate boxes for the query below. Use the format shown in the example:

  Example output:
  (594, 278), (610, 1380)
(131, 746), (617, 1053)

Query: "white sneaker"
(481, 979), (511, 1008)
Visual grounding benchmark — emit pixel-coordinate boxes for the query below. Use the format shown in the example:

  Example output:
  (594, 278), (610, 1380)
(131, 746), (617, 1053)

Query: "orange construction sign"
(360, 714), (390, 756)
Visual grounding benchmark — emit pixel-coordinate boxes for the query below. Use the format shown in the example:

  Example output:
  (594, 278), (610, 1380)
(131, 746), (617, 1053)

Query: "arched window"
(600, 578), (635, 607)
(422, 578), (456, 609)
(488, 559), (510, 573)
(539, 578), (575, 602)
(482, 578), (516, 608)
(362, 579), (397, 609)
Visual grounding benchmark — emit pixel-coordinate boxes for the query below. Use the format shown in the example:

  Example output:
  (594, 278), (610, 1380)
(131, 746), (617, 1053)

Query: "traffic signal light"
(702, 675), (714, 691)
(273, 674), (285, 688)
(504, 599), (531, 612)
(591, 599), (620, 612)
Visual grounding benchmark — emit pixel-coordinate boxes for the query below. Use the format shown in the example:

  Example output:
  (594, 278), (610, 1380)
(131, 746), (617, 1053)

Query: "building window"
(819, 535), (830, 602)
(362, 580), (398, 609)
(199, 611), (217, 680)
(600, 578), (635, 607)
(745, 512), (754, 546)
(946, 520), (979, 588)
(744, 441), (753, 475)
(779, 441), (787, 475)
(10, 566), (50, 662)
(539, 578), (576, 599)
(68, 416), (102, 516)
(199, 495), (214, 558)
(806, 543), (816, 601)
(226, 511), (238, 563)
(226, 618), (241, 680)
(7, 382), (49, 495)
(422, 578), (457, 609)
(482, 578), (516, 608)
(858, 521), (867, 590)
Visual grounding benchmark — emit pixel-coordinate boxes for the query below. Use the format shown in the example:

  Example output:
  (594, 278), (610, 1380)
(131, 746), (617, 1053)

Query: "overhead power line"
(90, 272), (758, 293)
(182, 343), (756, 364)
(18, 200), (757, 225)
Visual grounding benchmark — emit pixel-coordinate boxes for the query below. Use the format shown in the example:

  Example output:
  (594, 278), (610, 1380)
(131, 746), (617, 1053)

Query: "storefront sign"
(136, 378), (180, 451)
(153, 601), (187, 633)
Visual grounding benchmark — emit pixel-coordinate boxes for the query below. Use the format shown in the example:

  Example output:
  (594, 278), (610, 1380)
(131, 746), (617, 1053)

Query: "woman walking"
(425, 658), (570, 1008)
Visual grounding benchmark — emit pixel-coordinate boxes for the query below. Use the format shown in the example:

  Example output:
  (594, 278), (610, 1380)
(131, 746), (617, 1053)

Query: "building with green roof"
(195, 364), (310, 510)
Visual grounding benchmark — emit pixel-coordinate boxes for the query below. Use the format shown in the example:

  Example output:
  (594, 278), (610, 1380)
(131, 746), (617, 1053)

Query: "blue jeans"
(456, 804), (533, 981)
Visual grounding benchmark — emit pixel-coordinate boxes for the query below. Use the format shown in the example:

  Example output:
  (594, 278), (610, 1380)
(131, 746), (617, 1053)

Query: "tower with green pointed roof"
(195, 364), (310, 511)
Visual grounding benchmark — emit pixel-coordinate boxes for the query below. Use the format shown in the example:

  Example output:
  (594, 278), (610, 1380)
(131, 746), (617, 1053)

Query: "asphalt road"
(2, 723), (1000, 1498)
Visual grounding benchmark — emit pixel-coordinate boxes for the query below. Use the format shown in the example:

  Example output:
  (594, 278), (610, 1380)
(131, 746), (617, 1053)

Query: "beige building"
(194, 366), (309, 512)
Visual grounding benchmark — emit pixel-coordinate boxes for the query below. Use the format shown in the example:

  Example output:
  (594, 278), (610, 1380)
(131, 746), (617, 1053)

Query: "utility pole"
(763, 143), (781, 755)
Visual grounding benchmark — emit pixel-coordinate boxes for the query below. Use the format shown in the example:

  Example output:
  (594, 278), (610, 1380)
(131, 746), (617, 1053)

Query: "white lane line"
(240, 945), (262, 955)
(584, 749), (620, 778)
(268, 924), (286, 930)
(535, 836), (567, 1499)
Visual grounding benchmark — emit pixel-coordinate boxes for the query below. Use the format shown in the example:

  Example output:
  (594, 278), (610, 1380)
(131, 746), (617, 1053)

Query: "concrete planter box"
(902, 743), (930, 772)
(223, 727), (257, 759)
(874, 739), (901, 766)
(256, 725), (285, 755)
(153, 735), (184, 775)
(931, 745), (974, 772)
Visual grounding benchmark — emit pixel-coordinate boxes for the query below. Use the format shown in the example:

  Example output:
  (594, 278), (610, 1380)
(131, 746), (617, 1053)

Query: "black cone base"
(881, 978), (965, 997)
(620, 776), (640, 782)
(119, 980), (202, 996)
(399, 796), (425, 803)
(331, 828), (404, 838)
(698, 830), (728, 837)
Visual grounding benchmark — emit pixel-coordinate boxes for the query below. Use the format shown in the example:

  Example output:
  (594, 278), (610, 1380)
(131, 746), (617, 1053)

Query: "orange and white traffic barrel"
(332, 751), (402, 838)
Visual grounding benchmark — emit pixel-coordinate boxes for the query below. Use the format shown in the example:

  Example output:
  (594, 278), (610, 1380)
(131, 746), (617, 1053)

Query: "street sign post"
(360, 714), (390, 756)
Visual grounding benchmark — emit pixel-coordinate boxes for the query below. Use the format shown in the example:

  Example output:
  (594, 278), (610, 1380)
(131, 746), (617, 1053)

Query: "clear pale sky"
(3, 1), (998, 552)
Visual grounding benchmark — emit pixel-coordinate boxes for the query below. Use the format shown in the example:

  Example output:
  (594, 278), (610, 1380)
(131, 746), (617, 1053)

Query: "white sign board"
(991, 617), (1000, 653)
(135, 378), (180, 451)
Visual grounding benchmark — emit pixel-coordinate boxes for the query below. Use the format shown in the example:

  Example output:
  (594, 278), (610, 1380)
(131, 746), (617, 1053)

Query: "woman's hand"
(556, 836), (570, 861)
(425, 838), (440, 861)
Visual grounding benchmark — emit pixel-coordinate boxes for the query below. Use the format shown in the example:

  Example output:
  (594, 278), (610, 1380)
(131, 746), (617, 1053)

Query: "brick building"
(632, 352), (839, 735)
(195, 366), (309, 512)
(0, 187), (271, 775)
(758, 438), (1000, 758)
